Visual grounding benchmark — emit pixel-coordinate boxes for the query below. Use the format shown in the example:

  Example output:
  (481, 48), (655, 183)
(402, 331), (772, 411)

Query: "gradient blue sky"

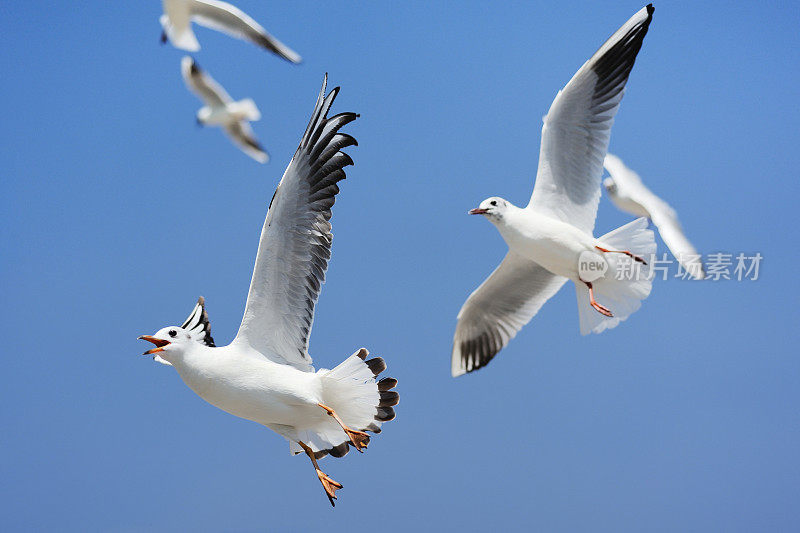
(2, 1), (799, 531)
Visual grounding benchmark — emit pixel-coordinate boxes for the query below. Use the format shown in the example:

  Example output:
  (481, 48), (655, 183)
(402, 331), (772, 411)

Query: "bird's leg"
(318, 403), (370, 452)
(595, 245), (647, 265)
(584, 281), (613, 317)
(298, 440), (342, 507)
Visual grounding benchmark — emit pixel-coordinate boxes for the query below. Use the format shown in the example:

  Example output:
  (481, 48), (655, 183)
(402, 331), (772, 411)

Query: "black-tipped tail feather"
(314, 349), (398, 459)
(365, 356), (397, 422)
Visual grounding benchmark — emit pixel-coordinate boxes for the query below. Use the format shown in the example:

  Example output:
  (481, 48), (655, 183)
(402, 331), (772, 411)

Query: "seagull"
(452, 5), (657, 377)
(160, 0), (302, 63)
(181, 56), (269, 163)
(603, 153), (705, 279)
(139, 75), (398, 506)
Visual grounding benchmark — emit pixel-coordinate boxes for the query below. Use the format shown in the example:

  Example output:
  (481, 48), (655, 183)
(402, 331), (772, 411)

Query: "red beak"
(469, 208), (488, 215)
(138, 335), (170, 355)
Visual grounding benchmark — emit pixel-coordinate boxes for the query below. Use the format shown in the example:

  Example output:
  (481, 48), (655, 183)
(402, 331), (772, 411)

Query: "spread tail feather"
(290, 348), (398, 459)
(234, 98), (261, 121)
(577, 217), (656, 335)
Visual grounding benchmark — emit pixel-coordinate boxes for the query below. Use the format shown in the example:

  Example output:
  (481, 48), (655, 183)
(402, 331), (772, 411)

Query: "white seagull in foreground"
(603, 153), (705, 280)
(452, 5), (657, 377)
(181, 56), (268, 163)
(140, 76), (398, 506)
(160, 0), (302, 63)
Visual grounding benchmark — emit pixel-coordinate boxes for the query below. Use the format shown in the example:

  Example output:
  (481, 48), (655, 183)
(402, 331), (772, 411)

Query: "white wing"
(190, 0), (302, 63)
(527, 5), (654, 233)
(604, 153), (705, 279)
(651, 208), (705, 279)
(233, 75), (358, 371)
(603, 152), (646, 193)
(224, 121), (269, 163)
(181, 56), (232, 107)
(452, 252), (567, 377)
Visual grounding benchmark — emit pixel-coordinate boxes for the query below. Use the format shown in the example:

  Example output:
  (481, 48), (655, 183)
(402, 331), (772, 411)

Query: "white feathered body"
(165, 343), (380, 452)
(170, 344), (319, 424)
(198, 99), (261, 126)
(489, 203), (656, 335)
(494, 206), (598, 281)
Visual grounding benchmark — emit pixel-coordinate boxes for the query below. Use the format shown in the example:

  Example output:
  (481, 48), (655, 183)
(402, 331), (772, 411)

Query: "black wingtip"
(646, 4), (654, 15)
(181, 297), (215, 347)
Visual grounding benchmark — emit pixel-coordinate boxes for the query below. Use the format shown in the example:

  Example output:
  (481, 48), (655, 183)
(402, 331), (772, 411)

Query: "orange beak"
(138, 335), (171, 355)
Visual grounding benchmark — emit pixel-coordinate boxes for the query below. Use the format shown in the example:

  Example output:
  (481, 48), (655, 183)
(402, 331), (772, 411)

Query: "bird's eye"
(169, 330), (177, 338)
(490, 200), (497, 206)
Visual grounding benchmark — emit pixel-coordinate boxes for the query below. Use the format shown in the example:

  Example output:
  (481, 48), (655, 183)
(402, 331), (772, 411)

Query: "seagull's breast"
(201, 107), (233, 126)
(498, 209), (596, 279)
(173, 345), (323, 427)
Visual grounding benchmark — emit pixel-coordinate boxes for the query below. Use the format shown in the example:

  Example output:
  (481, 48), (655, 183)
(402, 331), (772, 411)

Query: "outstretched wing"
(191, 0), (302, 63)
(181, 297), (216, 347)
(604, 153), (705, 279)
(528, 5), (654, 233)
(181, 56), (231, 107)
(650, 207), (705, 280)
(233, 75), (358, 371)
(224, 121), (269, 163)
(452, 253), (567, 377)
(603, 153), (646, 192)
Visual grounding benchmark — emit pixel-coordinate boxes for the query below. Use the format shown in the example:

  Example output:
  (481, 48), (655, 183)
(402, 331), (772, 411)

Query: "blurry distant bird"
(160, 0), (302, 63)
(603, 153), (705, 279)
(140, 76), (397, 506)
(452, 5), (656, 377)
(181, 56), (268, 163)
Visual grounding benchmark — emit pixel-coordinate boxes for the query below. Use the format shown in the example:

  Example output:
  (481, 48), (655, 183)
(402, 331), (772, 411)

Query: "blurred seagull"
(181, 56), (268, 163)
(160, 0), (302, 63)
(139, 76), (398, 506)
(603, 153), (705, 279)
(452, 5), (656, 377)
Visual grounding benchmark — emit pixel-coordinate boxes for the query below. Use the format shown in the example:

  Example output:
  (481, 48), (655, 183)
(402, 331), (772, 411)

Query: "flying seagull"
(160, 0), (302, 63)
(603, 153), (705, 279)
(452, 5), (657, 377)
(181, 56), (268, 163)
(140, 76), (398, 506)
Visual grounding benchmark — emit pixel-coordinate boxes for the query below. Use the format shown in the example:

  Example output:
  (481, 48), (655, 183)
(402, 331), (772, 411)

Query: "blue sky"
(2, 1), (799, 531)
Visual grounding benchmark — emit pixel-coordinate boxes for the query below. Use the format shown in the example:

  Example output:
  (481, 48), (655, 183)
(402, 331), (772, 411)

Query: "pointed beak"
(469, 208), (488, 215)
(138, 335), (170, 355)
